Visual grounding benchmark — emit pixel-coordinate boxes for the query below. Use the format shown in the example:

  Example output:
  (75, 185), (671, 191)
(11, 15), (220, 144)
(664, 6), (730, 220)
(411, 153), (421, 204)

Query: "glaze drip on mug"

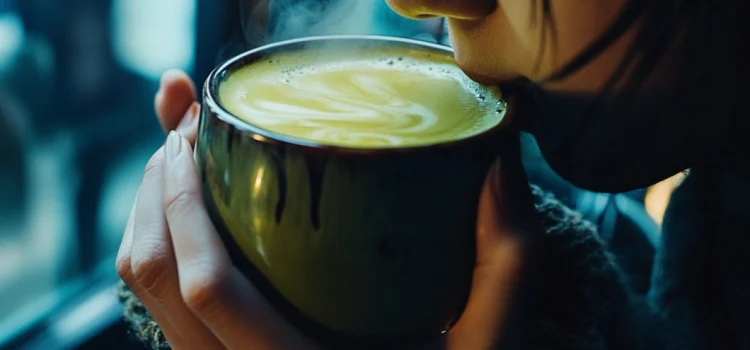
(218, 47), (505, 148)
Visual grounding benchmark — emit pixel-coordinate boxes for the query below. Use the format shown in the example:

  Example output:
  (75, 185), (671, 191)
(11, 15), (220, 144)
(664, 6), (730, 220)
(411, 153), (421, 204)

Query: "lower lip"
(462, 69), (503, 86)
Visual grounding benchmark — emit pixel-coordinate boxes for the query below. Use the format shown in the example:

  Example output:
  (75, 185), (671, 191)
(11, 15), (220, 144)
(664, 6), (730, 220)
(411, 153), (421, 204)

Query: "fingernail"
(177, 103), (199, 134)
(166, 131), (182, 161)
(160, 69), (181, 88)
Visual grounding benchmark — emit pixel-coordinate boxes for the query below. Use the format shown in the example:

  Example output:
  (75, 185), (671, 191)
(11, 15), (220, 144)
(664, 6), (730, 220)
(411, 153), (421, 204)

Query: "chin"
(458, 64), (522, 87)
(461, 69), (505, 85)
(453, 48), (521, 86)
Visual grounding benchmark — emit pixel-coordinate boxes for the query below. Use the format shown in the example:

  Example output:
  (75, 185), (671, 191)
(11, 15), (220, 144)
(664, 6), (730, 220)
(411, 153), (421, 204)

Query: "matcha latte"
(218, 47), (505, 148)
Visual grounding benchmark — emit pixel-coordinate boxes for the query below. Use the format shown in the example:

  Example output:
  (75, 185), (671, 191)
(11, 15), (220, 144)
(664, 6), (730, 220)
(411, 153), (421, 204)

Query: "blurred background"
(0, 0), (677, 348)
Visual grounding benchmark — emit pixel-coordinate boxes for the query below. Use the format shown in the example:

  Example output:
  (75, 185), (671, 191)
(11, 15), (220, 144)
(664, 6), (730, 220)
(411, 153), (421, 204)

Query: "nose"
(386, 0), (497, 20)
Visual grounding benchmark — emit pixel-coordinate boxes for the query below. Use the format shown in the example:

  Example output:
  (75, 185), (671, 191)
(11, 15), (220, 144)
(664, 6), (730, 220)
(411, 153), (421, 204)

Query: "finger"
(129, 146), (224, 349)
(176, 102), (200, 146)
(162, 132), (315, 349)
(492, 132), (539, 233)
(130, 148), (173, 300)
(155, 69), (197, 133)
(442, 133), (534, 349)
(116, 192), (137, 266)
(475, 133), (537, 267)
(442, 163), (525, 349)
(116, 190), (184, 348)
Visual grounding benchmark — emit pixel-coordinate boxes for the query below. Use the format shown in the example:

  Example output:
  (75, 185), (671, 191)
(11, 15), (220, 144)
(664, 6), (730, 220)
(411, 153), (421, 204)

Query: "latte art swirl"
(219, 48), (505, 148)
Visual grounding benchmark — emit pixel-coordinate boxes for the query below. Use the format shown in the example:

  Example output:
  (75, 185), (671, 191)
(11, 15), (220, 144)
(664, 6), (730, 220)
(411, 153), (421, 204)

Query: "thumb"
(445, 133), (537, 349)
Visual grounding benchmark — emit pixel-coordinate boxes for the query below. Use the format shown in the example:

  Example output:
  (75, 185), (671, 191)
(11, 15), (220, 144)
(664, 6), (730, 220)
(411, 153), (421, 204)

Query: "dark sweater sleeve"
(649, 165), (750, 350)
(119, 184), (638, 350)
(524, 185), (640, 350)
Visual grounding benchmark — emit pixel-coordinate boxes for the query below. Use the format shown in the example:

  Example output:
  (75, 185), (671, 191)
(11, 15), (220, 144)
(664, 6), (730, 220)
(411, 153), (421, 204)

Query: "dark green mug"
(194, 35), (509, 348)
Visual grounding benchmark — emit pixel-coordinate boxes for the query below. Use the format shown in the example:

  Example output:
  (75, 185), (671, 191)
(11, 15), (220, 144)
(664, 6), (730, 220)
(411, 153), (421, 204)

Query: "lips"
(386, 0), (497, 20)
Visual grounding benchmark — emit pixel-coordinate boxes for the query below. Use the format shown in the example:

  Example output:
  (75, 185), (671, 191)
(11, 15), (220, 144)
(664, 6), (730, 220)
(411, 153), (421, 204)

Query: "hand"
(116, 69), (528, 350)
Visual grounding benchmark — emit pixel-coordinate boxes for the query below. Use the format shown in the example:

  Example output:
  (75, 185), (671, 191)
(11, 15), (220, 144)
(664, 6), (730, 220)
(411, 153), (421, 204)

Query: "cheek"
(446, 0), (633, 90)
(539, 0), (632, 89)
(447, 15), (532, 83)
(445, 0), (554, 83)
(495, 0), (539, 44)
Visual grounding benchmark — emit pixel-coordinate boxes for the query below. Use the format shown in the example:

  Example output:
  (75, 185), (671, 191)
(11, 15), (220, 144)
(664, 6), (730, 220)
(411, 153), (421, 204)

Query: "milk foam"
(219, 47), (505, 148)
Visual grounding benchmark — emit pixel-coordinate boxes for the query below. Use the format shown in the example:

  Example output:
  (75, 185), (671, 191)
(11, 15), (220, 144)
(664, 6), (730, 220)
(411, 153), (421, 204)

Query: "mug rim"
(204, 35), (510, 155)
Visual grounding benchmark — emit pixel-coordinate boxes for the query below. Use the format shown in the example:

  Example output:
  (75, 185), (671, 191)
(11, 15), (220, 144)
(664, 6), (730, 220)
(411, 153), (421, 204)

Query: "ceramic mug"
(194, 35), (510, 349)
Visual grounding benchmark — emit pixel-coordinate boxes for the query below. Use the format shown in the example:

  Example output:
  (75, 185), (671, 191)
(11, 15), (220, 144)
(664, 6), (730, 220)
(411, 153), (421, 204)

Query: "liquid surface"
(218, 47), (505, 148)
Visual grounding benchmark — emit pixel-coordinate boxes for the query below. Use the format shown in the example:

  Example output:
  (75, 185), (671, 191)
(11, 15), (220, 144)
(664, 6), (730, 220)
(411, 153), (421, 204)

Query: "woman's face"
(386, 0), (636, 92)
(386, 0), (696, 192)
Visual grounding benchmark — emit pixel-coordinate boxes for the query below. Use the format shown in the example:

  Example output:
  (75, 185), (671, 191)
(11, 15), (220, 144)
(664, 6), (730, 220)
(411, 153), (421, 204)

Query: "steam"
(264, 0), (379, 43)
(217, 0), (381, 67)
(224, 0), (447, 63)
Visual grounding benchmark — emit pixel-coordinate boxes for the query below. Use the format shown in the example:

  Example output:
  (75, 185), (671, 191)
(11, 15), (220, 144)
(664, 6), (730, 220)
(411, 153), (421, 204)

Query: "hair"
(511, 0), (749, 190)
(538, 0), (743, 93)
